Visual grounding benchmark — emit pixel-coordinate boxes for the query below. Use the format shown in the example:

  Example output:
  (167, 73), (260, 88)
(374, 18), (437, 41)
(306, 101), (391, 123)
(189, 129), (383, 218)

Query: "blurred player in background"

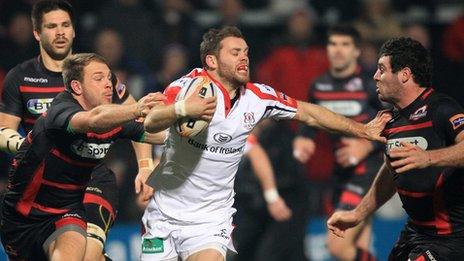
(294, 25), (384, 261)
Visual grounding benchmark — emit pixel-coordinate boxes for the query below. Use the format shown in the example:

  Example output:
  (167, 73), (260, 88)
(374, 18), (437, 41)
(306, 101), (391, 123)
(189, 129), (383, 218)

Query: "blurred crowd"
(1, 0), (464, 259)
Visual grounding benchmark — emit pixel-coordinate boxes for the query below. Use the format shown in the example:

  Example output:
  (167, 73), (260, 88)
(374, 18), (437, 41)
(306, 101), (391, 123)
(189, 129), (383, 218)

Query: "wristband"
(138, 158), (154, 170)
(174, 100), (187, 118)
(264, 188), (280, 204)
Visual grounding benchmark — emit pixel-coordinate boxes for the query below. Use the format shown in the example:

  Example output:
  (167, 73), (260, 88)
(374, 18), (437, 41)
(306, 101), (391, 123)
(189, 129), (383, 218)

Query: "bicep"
(0, 112), (21, 130)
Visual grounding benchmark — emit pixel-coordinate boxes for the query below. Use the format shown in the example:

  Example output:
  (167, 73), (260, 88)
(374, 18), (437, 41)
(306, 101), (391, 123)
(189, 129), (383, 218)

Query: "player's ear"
(33, 30), (41, 42)
(400, 67), (412, 83)
(205, 54), (217, 70)
(70, 80), (83, 95)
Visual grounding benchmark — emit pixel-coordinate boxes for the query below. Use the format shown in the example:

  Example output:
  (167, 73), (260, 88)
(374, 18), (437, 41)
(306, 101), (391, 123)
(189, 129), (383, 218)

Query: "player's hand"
(389, 142), (431, 173)
(135, 168), (154, 203)
(292, 136), (316, 164)
(184, 88), (217, 121)
(267, 197), (292, 222)
(137, 92), (167, 117)
(327, 210), (361, 238)
(364, 110), (392, 143)
(335, 138), (374, 168)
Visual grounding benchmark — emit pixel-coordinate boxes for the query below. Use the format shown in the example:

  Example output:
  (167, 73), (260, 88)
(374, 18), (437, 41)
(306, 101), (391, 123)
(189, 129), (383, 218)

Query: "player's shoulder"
(245, 82), (280, 100)
(165, 68), (203, 90)
(4, 57), (38, 82)
(427, 89), (460, 109)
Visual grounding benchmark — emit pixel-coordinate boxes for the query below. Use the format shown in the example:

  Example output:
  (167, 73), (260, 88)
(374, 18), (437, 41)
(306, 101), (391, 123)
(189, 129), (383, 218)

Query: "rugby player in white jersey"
(141, 26), (391, 261)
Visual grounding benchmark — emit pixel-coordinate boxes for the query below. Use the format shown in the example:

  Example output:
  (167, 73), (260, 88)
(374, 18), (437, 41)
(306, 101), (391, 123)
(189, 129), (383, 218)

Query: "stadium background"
(0, 0), (463, 260)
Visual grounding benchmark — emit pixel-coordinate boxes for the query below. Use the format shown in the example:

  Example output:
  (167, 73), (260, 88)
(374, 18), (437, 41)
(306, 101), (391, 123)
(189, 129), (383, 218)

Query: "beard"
(217, 62), (249, 87)
(41, 38), (72, 61)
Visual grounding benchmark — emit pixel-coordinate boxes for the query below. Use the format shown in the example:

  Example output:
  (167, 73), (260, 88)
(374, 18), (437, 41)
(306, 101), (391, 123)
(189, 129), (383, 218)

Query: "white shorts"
(141, 211), (236, 260)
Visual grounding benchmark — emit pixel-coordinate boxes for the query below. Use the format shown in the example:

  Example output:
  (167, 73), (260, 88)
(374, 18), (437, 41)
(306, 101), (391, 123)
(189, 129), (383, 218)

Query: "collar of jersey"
(201, 69), (240, 117)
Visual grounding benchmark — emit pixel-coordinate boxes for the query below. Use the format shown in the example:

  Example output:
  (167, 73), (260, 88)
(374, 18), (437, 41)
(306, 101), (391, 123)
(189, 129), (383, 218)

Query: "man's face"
(327, 34), (359, 72)
(215, 36), (250, 87)
(373, 55), (402, 103)
(35, 9), (75, 60)
(81, 61), (113, 108)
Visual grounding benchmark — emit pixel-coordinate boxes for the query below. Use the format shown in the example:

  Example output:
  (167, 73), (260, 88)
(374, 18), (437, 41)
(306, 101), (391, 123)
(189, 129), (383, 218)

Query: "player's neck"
(396, 85), (426, 109)
(40, 48), (71, 73)
(330, 63), (357, 79)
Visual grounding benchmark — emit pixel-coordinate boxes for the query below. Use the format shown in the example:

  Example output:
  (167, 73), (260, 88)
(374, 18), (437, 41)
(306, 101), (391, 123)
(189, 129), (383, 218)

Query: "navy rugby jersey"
(0, 55), (129, 133)
(3, 91), (144, 219)
(384, 88), (464, 237)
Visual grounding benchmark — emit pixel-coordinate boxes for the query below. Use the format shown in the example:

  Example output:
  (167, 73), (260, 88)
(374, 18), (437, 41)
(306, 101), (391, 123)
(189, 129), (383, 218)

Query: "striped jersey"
(146, 68), (298, 223)
(0, 55), (128, 133)
(3, 91), (144, 219)
(383, 88), (464, 237)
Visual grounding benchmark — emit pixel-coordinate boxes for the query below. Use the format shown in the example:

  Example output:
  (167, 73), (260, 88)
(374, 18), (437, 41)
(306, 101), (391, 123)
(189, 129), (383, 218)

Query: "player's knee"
(50, 231), (86, 261)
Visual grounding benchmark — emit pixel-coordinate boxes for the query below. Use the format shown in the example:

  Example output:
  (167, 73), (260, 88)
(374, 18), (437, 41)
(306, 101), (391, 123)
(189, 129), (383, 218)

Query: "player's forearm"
(297, 101), (369, 139)
(144, 104), (177, 133)
(354, 163), (396, 220)
(248, 144), (276, 191)
(87, 103), (141, 132)
(428, 140), (464, 168)
(142, 131), (167, 145)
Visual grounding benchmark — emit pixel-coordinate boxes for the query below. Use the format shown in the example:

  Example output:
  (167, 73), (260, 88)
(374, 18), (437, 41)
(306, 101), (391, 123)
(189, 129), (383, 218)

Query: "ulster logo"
(243, 112), (255, 130)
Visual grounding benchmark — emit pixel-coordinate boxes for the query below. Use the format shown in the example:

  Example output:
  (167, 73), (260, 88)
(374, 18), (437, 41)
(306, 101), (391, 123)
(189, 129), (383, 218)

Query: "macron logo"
(24, 77), (48, 83)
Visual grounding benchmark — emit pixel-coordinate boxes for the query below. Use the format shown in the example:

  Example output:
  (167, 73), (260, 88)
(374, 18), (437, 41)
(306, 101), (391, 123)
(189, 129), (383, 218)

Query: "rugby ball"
(175, 76), (216, 137)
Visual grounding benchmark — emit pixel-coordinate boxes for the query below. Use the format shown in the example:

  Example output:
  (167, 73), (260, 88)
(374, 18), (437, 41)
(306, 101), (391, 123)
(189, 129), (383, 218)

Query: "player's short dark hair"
(31, 0), (74, 32)
(62, 53), (108, 92)
(327, 24), (361, 47)
(379, 37), (432, 87)
(200, 26), (244, 69)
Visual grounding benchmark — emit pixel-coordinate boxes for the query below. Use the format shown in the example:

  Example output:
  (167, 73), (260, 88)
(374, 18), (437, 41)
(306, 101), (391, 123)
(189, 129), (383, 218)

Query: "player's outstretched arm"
(144, 88), (216, 133)
(327, 161), (396, 238)
(294, 101), (391, 142)
(70, 92), (163, 134)
(247, 141), (292, 221)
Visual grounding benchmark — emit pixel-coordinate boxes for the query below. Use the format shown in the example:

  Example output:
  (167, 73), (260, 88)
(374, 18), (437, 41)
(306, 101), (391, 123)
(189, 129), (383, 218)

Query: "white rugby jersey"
(146, 68), (297, 223)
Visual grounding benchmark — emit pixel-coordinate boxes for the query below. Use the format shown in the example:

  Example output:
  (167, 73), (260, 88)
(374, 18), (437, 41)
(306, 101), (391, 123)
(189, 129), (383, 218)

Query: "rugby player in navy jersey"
(0, 1), (155, 260)
(0, 53), (167, 261)
(328, 37), (464, 261)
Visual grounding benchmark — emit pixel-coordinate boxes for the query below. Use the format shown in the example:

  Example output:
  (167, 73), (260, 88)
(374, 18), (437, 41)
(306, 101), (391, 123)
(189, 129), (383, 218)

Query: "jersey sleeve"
(432, 96), (464, 144)
(247, 83), (298, 121)
(111, 73), (129, 104)
(120, 120), (145, 142)
(0, 66), (24, 117)
(44, 100), (82, 131)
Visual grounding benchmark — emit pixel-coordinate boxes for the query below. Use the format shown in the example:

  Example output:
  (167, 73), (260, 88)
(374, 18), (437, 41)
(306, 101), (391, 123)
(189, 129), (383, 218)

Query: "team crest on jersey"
(243, 112), (256, 130)
(27, 98), (54, 114)
(344, 78), (363, 92)
(450, 114), (464, 130)
(409, 105), (428, 121)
